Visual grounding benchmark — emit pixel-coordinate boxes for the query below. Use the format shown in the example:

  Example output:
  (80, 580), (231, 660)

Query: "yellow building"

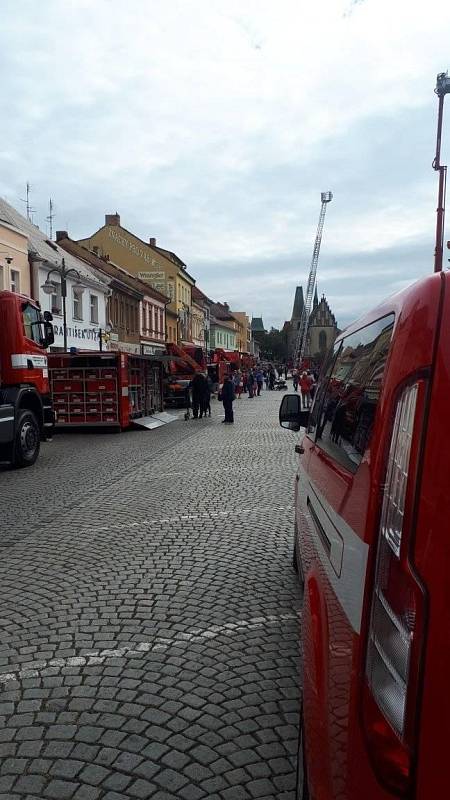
(231, 311), (252, 354)
(78, 214), (195, 345)
(0, 219), (30, 297)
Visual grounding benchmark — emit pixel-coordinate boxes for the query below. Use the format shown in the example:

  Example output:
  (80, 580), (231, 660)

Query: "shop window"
(73, 288), (83, 320)
(10, 270), (20, 293)
(90, 294), (98, 324)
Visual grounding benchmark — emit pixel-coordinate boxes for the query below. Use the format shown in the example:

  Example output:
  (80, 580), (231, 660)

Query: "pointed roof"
(291, 286), (304, 321)
(313, 286), (319, 309)
(309, 293), (337, 327)
(251, 317), (266, 333)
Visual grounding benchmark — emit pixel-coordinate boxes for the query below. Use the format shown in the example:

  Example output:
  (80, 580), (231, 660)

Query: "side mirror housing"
(44, 321), (55, 347)
(279, 393), (310, 431)
(43, 311), (53, 322)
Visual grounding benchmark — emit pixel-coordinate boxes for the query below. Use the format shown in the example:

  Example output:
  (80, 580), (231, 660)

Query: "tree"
(258, 328), (288, 361)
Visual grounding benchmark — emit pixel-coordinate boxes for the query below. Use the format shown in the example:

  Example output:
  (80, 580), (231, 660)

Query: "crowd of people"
(187, 363), (318, 425)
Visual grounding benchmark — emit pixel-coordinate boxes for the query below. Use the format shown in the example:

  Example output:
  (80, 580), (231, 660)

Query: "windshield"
(22, 303), (45, 346)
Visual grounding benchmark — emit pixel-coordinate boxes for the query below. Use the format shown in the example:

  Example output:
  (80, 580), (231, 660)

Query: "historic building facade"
(285, 285), (338, 362)
(0, 217), (30, 297)
(78, 214), (195, 346)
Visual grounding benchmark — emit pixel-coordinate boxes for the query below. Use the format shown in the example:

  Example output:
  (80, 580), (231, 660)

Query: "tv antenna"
(46, 198), (55, 239)
(20, 181), (36, 223)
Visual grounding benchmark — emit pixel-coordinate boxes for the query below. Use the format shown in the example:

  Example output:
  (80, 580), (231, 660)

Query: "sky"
(1, 0), (450, 330)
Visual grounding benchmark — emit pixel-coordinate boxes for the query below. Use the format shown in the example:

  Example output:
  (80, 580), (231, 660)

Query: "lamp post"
(41, 258), (84, 351)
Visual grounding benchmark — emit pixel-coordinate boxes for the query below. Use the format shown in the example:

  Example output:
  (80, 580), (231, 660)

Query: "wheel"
(296, 705), (309, 799)
(12, 410), (40, 468)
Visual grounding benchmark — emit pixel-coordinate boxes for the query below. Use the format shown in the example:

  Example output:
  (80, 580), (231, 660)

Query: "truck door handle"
(295, 444), (305, 455)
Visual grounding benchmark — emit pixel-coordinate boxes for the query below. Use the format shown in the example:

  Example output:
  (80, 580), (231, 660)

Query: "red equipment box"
(48, 352), (164, 429)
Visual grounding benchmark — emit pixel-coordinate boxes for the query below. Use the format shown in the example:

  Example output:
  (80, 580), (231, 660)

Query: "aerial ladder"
(293, 191), (333, 365)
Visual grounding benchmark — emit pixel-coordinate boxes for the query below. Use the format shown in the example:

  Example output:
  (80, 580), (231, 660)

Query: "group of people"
(291, 368), (317, 409)
(188, 362), (314, 425)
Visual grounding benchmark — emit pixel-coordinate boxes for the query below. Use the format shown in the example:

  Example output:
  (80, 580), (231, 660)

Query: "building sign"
(138, 271), (174, 301)
(141, 343), (165, 355)
(108, 228), (157, 266)
(52, 324), (100, 350)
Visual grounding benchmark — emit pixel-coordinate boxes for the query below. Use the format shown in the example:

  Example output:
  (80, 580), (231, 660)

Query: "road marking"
(95, 506), (294, 530)
(0, 612), (299, 686)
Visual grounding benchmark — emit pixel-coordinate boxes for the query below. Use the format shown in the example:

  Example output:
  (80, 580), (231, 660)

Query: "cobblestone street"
(0, 390), (301, 800)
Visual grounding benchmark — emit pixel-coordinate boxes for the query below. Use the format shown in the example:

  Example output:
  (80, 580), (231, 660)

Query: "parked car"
(280, 270), (449, 799)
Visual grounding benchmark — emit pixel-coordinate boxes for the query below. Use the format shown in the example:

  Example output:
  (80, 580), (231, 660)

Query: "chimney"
(56, 230), (68, 242)
(149, 237), (156, 247)
(105, 213), (120, 226)
(223, 302), (229, 311)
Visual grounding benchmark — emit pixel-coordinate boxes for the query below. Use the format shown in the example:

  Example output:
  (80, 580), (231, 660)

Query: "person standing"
(255, 367), (264, 396)
(222, 375), (235, 423)
(233, 370), (242, 399)
(247, 369), (255, 398)
(268, 367), (275, 390)
(201, 373), (212, 417)
(300, 371), (312, 410)
(191, 372), (207, 418)
(292, 368), (299, 392)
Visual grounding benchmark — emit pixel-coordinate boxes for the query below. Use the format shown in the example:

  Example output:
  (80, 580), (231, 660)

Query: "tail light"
(363, 381), (427, 795)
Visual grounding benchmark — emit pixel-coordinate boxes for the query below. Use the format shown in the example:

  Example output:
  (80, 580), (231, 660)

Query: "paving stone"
(44, 779), (80, 799)
(0, 394), (300, 798)
(13, 775), (46, 795)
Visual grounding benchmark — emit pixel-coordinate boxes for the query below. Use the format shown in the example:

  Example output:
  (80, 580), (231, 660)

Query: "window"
(22, 303), (44, 344)
(51, 282), (62, 315)
(309, 314), (395, 473)
(319, 330), (327, 351)
(10, 270), (20, 293)
(73, 288), (83, 320)
(90, 294), (98, 323)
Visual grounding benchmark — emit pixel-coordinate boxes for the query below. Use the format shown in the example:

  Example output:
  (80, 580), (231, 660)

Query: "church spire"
(291, 286), (304, 321)
(313, 286), (319, 309)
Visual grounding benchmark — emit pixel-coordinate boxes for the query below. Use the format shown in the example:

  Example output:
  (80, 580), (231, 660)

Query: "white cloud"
(1, 0), (450, 329)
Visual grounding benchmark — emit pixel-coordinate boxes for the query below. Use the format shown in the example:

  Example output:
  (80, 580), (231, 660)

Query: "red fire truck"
(48, 351), (164, 429)
(0, 290), (54, 467)
(164, 343), (204, 407)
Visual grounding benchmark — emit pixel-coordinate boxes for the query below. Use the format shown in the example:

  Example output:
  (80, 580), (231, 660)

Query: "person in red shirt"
(300, 371), (313, 410)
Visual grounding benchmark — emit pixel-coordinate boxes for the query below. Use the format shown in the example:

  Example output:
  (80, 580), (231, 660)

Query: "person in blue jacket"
(221, 376), (235, 424)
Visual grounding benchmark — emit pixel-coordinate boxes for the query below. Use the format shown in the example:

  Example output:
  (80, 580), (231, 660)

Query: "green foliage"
(258, 328), (288, 361)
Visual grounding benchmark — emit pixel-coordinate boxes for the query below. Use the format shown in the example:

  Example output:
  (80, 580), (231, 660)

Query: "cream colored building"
(231, 311), (252, 354)
(78, 214), (195, 345)
(0, 218), (30, 297)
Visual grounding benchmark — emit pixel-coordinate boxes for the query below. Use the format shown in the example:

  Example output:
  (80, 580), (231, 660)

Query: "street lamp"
(41, 257), (84, 351)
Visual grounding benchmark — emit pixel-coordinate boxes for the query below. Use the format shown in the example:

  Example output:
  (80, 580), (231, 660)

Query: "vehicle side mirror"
(44, 321), (54, 347)
(43, 311), (53, 322)
(279, 393), (309, 431)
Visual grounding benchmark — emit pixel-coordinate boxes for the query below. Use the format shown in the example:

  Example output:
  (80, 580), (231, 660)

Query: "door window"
(22, 303), (44, 345)
(309, 314), (395, 472)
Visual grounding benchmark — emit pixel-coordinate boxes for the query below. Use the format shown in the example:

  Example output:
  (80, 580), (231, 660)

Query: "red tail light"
(363, 381), (427, 795)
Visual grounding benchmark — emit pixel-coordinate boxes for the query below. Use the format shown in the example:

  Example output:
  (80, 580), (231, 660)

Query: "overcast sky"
(1, 0), (450, 329)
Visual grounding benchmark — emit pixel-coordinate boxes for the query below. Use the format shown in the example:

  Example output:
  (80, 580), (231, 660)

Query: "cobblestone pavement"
(0, 390), (301, 800)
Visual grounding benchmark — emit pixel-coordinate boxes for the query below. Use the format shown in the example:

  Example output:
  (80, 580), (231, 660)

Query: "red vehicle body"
(48, 351), (163, 428)
(164, 343), (203, 406)
(280, 271), (450, 799)
(0, 290), (54, 466)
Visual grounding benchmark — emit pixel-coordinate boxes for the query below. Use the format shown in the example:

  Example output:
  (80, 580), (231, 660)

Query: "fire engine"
(0, 290), (54, 467)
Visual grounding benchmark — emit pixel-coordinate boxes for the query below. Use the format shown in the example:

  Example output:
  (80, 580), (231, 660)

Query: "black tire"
(296, 704), (309, 799)
(12, 410), (40, 468)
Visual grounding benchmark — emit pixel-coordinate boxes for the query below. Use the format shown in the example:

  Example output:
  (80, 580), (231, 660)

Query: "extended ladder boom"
(294, 191), (333, 365)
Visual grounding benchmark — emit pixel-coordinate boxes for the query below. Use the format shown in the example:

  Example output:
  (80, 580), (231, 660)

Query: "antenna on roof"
(46, 198), (55, 239)
(20, 181), (36, 223)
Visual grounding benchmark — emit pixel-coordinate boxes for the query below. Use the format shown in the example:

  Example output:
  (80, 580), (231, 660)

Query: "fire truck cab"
(280, 270), (450, 799)
(0, 290), (54, 467)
